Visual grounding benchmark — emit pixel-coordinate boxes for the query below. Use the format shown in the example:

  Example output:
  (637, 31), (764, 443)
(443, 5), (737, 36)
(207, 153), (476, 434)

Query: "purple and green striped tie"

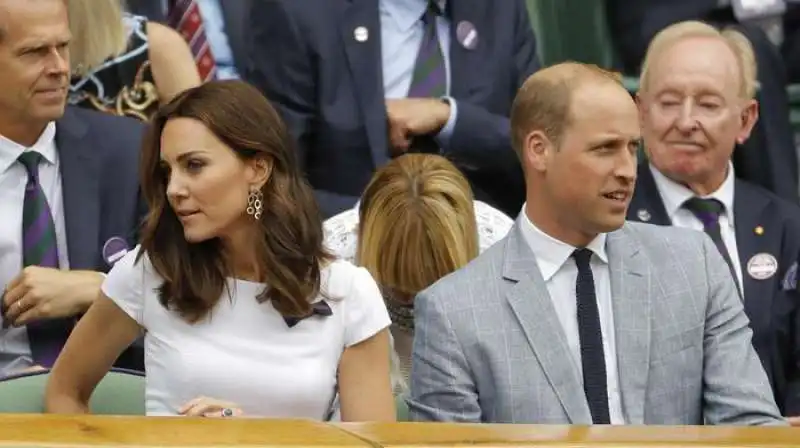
(18, 151), (59, 269)
(683, 197), (741, 297)
(407, 2), (447, 98)
(18, 150), (63, 368)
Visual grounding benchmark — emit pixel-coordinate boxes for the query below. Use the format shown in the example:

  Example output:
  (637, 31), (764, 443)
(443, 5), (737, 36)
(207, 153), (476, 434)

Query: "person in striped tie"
(246, 0), (541, 219)
(0, 0), (147, 376)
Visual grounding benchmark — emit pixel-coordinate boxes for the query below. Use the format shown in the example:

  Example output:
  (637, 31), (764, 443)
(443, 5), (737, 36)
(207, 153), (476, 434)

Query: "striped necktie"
(407, 1), (447, 98)
(18, 150), (65, 368)
(168, 0), (217, 81)
(18, 151), (59, 269)
(682, 197), (741, 295)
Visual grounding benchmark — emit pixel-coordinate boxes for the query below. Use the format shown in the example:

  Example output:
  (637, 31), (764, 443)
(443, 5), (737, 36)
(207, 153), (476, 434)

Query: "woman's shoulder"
(320, 259), (377, 302)
(109, 244), (159, 279)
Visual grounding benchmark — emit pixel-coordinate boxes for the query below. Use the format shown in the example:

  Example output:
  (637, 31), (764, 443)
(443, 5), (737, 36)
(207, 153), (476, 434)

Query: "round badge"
(102, 237), (129, 266)
(456, 21), (478, 50)
(636, 209), (651, 222)
(354, 26), (369, 42)
(747, 253), (778, 280)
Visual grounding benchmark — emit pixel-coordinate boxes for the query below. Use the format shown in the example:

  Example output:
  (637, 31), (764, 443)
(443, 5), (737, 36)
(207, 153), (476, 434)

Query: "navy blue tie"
(573, 248), (611, 424)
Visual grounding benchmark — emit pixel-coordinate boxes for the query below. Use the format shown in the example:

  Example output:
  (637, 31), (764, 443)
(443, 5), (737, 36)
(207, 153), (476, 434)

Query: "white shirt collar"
(519, 208), (608, 282)
(649, 162), (736, 227)
(0, 122), (57, 175)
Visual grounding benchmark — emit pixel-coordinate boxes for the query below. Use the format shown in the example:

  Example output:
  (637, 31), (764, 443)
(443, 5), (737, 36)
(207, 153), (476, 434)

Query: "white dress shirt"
(519, 212), (625, 424)
(0, 123), (70, 375)
(648, 163), (743, 290)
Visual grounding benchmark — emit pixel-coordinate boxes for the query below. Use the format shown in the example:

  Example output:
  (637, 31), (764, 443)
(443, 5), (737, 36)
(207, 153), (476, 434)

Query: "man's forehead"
(648, 37), (740, 92)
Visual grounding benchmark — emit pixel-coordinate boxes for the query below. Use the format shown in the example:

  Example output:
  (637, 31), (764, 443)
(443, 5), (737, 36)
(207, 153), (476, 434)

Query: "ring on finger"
(221, 408), (233, 417)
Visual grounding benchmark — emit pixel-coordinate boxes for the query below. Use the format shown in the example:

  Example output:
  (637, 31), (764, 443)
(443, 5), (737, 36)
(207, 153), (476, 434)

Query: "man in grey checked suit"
(407, 62), (785, 425)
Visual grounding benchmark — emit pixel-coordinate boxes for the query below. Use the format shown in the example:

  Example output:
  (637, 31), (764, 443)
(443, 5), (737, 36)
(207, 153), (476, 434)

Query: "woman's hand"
(179, 396), (245, 418)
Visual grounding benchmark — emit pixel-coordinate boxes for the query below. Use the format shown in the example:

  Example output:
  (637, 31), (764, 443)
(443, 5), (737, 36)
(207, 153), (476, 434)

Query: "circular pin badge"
(636, 209), (651, 222)
(747, 253), (778, 280)
(102, 237), (129, 266)
(456, 21), (478, 50)
(354, 26), (369, 42)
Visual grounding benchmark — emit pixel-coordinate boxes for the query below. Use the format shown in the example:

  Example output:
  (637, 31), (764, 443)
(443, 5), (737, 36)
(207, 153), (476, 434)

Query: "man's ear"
(522, 130), (555, 174)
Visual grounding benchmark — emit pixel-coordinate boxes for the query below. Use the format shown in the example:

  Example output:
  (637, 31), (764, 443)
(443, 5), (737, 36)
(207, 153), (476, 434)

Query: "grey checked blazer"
(408, 219), (785, 425)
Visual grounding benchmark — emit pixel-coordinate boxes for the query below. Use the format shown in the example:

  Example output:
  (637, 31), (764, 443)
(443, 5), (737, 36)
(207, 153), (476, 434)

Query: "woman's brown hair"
(356, 154), (479, 301)
(138, 80), (331, 323)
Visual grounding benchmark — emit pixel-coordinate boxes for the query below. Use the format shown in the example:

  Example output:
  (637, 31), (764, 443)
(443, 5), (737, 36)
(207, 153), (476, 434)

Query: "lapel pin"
(636, 209), (651, 222)
(102, 236), (129, 266)
(354, 26), (369, 43)
(747, 252), (778, 280)
(754, 225), (764, 236)
(456, 21), (478, 50)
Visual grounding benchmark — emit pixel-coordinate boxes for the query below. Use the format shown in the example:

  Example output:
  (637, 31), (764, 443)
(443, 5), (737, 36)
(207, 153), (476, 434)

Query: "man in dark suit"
(246, 0), (539, 218)
(606, 0), (799, 203)
(0, 0), (145, 375)
(627, 21), (800, 421)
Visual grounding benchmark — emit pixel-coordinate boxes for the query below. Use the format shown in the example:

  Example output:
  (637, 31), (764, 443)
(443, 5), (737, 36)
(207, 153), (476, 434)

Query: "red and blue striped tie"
(168, 0), (217, 82)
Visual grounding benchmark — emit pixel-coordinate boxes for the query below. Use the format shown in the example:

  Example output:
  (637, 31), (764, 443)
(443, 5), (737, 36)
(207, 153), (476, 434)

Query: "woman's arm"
(146, 21), (201, 102)
(337, 328), (396, 421)
(44, 294), (142, 414)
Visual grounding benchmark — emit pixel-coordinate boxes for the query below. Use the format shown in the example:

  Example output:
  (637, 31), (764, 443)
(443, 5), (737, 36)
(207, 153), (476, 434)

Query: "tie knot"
(423, 1), (442, 21)
(572, 248), (593, 269)
(683, 197), (725, 219)
(17, 151), (43, 177)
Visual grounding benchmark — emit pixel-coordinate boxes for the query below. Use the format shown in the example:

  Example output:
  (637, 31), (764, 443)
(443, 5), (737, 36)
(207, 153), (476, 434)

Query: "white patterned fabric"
(323, 200), (514, 263)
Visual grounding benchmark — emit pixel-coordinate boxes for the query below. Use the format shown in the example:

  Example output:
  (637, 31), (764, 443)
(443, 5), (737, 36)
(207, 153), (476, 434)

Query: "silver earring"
(247, 188), (263, 220)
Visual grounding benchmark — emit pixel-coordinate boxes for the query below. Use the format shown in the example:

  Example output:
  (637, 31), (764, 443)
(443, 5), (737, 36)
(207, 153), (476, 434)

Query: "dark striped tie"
(682, 197), (741, 294)
(18, 151), (63, 367)
(573, 248), (611, 424)
(18, 151), (59, 269)
(407, 1), (447, 98)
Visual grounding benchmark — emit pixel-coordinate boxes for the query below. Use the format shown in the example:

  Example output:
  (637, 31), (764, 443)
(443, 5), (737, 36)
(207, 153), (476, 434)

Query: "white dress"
(101, 246), (391, 417)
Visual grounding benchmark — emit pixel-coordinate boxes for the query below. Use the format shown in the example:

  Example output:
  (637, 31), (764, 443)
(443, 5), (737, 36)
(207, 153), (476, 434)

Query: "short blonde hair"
(357, 154), (479, 298)
(68, 0), (129, 76)
(510, 62), (624, 156)
(640, 21), (757, 99)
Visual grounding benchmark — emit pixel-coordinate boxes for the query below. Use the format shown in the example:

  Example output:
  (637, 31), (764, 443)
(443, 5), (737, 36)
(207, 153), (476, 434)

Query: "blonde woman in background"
(323, 154), (514, 392)
(67, 0), (200, 121)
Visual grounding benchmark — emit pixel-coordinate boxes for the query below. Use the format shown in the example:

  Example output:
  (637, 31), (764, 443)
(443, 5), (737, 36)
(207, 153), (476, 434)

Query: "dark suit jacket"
(245, 0), (539, 218)
(628, 163), (800, 415)
(125, 0), (250, 76)
(34, 106), (146, 371)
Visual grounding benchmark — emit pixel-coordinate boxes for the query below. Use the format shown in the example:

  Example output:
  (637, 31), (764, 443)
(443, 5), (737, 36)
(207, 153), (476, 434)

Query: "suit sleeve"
(444, 0), (539, 174)
(407, 289), (481, 422)
(245, 0), (358, 216)
(699, 234), (787, 425)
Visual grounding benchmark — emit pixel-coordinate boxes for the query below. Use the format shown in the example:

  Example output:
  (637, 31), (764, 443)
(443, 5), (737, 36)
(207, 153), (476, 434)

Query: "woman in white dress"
(323, 154), (513, 392)
(45, 81), (395, 420)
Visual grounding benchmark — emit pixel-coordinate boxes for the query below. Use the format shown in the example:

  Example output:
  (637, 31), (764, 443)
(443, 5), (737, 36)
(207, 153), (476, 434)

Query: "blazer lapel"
(502, 223), (592, 424)
(733, 180), (772, 320)
(447, 0), (491, 99)
(607, 225), (650, 424)
(628, 163), (671, 226)
(56, 108), (101, 270)
(340, 0), (389, 167)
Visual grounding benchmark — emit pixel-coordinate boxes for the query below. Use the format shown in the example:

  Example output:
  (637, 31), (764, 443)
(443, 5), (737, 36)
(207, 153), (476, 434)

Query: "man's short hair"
(639, 20), (757, 99)
(509, 62), (623, 157)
